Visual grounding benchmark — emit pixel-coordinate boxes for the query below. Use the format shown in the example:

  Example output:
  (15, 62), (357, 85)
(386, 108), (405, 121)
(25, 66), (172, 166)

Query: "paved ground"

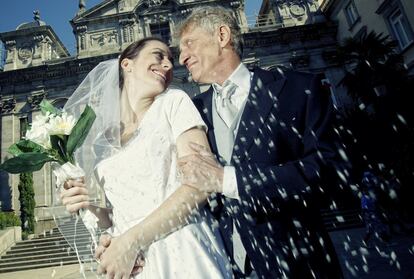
(330, 227), (414, 278)
(2, 227), (413, 278)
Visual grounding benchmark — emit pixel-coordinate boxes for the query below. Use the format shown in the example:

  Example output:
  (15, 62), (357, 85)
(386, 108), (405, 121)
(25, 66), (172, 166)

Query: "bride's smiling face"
(122, 40), (173, 96)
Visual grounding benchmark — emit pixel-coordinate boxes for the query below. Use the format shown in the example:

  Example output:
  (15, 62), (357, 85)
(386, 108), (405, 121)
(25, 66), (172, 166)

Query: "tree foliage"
(18, 172), (35, 234)
(335, 30), (414, 217)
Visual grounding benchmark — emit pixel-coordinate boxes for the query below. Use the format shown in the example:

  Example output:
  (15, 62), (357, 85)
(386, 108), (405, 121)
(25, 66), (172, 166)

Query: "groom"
(177, 6), (343, 279)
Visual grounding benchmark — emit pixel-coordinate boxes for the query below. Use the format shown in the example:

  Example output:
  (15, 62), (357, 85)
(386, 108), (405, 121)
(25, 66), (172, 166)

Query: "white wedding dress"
(95, 89), (232, 279)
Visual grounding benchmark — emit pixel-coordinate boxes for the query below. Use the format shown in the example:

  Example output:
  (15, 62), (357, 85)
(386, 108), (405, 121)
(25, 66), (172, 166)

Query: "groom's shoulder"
(253, 66), (315, 82)
(191, 87), (212, 102)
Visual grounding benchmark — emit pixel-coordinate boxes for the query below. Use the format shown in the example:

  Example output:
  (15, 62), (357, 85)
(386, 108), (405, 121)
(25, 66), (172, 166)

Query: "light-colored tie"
(216, 81), (238, 128)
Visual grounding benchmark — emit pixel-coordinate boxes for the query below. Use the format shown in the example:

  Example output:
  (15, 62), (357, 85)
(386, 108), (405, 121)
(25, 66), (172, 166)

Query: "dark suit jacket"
(193, 67), (342, 278)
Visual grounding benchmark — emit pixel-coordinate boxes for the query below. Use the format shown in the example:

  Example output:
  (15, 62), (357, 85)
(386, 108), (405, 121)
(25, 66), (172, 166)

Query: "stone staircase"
(0, 218), (95, 274)
(321, 208), (364, 231)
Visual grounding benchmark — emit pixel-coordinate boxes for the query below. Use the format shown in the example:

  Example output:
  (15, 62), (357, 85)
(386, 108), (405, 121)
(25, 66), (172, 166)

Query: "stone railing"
(0, 226), (21, 256)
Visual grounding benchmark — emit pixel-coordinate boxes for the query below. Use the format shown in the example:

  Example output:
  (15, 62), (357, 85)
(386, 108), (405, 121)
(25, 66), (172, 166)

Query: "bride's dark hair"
(118, 37), (168, 89)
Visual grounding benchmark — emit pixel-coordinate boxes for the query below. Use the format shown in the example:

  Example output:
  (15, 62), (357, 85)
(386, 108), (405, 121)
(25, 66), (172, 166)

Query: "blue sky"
(0, 0), (263, 55)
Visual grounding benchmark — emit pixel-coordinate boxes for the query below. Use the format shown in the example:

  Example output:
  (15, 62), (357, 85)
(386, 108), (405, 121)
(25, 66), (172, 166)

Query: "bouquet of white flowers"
(0, 100), (96, 180)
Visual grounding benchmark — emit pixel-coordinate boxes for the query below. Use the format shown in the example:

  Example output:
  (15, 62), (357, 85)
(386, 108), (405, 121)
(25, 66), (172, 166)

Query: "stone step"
(0, 250), (89, 263)
(13, 233), (92, 247)
(0, 259), (80, 274)
(0, 217), (98, 273)
(0, 255), (80, 268)
(11, 236), (92, 250)
(0, 248), (91, 260)
(9, 240), (92, 254)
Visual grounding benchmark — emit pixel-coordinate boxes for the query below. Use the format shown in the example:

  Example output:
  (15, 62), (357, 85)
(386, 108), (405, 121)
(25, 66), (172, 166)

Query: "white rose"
(25, 125), (51, 149)
(47, 112), (76, 136)
(31, 112), (52, 127)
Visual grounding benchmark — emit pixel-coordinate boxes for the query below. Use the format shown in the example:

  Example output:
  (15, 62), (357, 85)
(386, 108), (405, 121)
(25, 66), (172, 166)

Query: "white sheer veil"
(64, 59), (122, 181)
(53, 59), (122, 269)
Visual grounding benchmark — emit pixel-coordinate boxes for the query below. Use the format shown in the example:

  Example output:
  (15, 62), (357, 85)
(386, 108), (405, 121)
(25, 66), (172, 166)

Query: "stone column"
(0, 97), (18, 211)
(4, 40), (17, 71)
(76, 25), (88, 55)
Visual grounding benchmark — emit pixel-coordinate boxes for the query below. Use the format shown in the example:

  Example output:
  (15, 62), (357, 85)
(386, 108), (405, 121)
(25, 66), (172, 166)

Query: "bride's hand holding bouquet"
(0, 99), (96, 207)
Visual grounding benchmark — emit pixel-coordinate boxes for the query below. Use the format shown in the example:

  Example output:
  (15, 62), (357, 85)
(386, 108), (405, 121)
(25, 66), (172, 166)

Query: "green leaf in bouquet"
(39, 100), (61, 116)
(50, 135), (67, 163)
(66, 105), (96, 157)
(0, 152), (56, 174)
(8, 143), (24, 156)
(8, 140), (48, 156)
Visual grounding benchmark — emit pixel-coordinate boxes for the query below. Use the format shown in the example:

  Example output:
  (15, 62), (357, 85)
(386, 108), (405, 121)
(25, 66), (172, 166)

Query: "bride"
(59, 37), (232, 278)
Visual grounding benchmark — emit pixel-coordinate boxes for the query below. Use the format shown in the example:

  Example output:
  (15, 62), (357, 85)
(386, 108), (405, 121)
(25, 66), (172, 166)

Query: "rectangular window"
(345, 1), (359, 27)
(150, 22), (171, 44)
(19, 116), (28, 139)
(389, 9), (413, 49)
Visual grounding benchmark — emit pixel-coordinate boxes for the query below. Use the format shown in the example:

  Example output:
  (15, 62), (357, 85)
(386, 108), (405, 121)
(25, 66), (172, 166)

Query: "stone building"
(1, 0), (343, 233)
(319, 0), (414, 74)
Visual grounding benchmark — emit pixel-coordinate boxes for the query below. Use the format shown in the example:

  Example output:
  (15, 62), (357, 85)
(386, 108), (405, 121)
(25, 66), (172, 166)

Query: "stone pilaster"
(76, 25), (88, 52)
(119, 19), (135, 44)
(0, 96), (19, 211)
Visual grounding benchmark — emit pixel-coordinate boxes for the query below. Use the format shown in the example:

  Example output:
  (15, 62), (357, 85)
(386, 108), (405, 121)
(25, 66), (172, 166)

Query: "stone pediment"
(73, 0), (140, 23)
(135, 0), (180, 15)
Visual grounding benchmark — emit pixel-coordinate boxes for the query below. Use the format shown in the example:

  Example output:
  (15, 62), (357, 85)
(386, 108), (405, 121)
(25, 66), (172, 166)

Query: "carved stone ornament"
(18, 47), (33, 61)
(27, 92), (46, 109)
(5, 40), (16, 47)
(147, 0), (166, 7)
(289, 3), (306, 17)
(119, 18), (135, 26)
(77, 25), (88, 33)
(90, 30), (118, 47)
(0, 97), (17, 113)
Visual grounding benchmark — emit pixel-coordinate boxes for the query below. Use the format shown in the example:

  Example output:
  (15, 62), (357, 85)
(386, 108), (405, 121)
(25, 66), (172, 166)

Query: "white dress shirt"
(212, 63), (252, 200)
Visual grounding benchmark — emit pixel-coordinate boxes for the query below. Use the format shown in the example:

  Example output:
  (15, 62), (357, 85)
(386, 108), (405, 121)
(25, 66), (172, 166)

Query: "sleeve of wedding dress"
(165, 89), (207, 140)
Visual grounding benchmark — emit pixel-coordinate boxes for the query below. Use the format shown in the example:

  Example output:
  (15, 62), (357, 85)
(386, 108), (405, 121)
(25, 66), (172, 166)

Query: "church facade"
(0, 0), (342, 233)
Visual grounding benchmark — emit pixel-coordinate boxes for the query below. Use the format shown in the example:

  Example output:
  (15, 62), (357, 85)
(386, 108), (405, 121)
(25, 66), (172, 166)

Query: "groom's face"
(179, 25), (222, 84)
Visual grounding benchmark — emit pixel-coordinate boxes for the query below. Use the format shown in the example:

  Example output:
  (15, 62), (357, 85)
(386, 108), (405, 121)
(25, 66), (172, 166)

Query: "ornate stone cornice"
(0, 53), (118, 92)
(230, 1), (242, 7)
(0, 97), (17, 113)
(5, 40), (16, 47)
(119, 18), (135, 25)
(33, 35), (44, 42)
(27, 91), (46, 110)
(76, 25), (88, 33)
(147, 0), (167, 7)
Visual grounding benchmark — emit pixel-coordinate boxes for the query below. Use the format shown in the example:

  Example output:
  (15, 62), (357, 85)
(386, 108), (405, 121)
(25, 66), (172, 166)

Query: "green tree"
(336, 30), (414, 218)
(18, 172), (35, 234)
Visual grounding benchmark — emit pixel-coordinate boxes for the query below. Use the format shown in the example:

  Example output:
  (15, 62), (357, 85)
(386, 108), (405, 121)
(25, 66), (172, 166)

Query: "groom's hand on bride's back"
(95, 233), (111, 261)
(178, 142), (224, 193)
(60, 178), (89, 213)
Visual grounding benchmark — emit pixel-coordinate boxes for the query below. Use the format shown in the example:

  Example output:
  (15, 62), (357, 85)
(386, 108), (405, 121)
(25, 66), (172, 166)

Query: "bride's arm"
(96, 127), (215, 276)
(61, 180), (113, 229)
(122, 127), (212, 248)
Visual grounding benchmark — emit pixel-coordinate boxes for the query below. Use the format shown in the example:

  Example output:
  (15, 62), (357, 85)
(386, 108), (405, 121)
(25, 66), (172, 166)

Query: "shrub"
(18, 172), (35, 234)
(0, 211), (21, 230)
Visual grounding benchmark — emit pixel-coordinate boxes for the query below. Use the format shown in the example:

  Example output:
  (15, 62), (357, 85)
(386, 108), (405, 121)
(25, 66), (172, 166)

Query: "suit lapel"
(196, 88), (218, 154)
(232, 68), (286, 163)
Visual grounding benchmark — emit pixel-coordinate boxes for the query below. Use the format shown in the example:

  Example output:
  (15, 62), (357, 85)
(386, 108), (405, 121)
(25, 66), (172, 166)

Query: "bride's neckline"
(119, 95), (159, 149)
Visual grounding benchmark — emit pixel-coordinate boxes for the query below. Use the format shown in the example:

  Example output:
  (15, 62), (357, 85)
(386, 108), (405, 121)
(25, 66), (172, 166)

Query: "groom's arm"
(235, 74), (338, 202)
(179, 74), (343, 212)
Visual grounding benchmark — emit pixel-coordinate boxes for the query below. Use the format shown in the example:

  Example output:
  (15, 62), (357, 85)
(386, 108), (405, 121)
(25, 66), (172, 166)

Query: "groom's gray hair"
(176, 5), (243, 58)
